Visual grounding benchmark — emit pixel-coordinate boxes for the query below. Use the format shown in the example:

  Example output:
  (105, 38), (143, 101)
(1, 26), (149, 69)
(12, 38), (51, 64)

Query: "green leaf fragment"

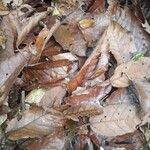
(132, 52), (144, 61)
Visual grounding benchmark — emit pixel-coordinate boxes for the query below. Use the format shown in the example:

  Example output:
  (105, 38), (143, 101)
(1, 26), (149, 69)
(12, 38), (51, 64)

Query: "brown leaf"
(27, 128), (65, 150)
(63, 102), (103, 121)
(22, 59), (72, 90)
(0, 48), (32, 105)
(110, 57), (150, 87)
(0, 2), (9, 16)
(108, 3), (150, 55)
(79, 13), (110, 43)
(6, 106), (65, 140)
(16, 12), (46, 47)
(66, 85), (111, 105)
(53, 10), (87, 56)
(29, 27), (49, 64)
(25, 86), (66, 111)
(67, 34), (109, 92)
(90, 89), (141, 137)
(88, 0), (106, 13)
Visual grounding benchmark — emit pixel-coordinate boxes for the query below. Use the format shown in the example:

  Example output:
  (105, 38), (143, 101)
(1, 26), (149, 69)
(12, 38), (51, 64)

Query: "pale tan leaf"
(0, 2), (9, 16)
(79, 14), (110, 43)
(110, 57), (150, 87)
(29, 27), (49, 64)
(90, 102), (141, 137)
(16, 12), (47, 47)
(107, 3), (150, 55)
(6, 106), (65, 140)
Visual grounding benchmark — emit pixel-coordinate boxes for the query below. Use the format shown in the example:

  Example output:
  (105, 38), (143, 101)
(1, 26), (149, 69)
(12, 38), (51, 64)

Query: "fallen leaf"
(79, 13), (110, 43)
(88, 0), (106, 13)
(0, 2), (9, 16)
(16, 11), (47, 47)
(108, 3), (150, 55)
(0, 48), (32, 105)
(54, 10), (87, 56)
(90, 89), (141, 137)
(67, 34), (109, 92)
(110, 57), (150, 88)
(65, 84), (111, 105)
(26, 86), (66, 111)
(27, 128), (65, 150)
(29, 27), (49, 64)
(6, 106), (65, 140)
(63, 102), (103, 121)
(22, 59), (72, 90)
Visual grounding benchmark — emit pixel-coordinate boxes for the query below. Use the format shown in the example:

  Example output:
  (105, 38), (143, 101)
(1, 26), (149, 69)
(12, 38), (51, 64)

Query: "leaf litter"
(0, 0), (150, 149)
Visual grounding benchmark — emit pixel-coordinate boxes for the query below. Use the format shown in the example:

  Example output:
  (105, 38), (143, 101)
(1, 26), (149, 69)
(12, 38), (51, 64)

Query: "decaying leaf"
(0, 48), (32, 105)
(22, 59), (72, 90)
(26, 86), (66, 111)
(0, 2), (9, 16)
(54, 10), (87, 56)
(63, 102), (103, 121)
(67, 34), (109, 92)
(30, 27), (49, 64)
(110, 57), (150, 87)
(16, 12), (47, 47)
(90, 89), (141, 137)
(107, 3), (150, 55)
(6, 106), (65, 140)
(66, 84), (111, 105)
(27, 128), (65, 150)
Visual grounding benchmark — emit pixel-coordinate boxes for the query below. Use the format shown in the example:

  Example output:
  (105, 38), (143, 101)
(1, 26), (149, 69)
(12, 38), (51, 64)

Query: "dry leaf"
(16, 12), (46, 47)
(6, 106), (65, 140)
(54, 10), (87, 56)
(66, 85), (111, 105)
(22, 59), (72, 90)
(88, 0), (106, 12)
(108, 3), (150, 55)
(0, 2), (9, 16)
(27, 128), (65, 150)
(110, 57), (150, 87)
(63, 102), (103, 121)
(90, 89), (141, 137)
(54, 24), (87, 56)
(29, 27), (49, 63)
(79, 13), (110, 43)
(67, 34), (109, 92)
(0, 48), (32, 105)
(26, 86), (66, 111)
